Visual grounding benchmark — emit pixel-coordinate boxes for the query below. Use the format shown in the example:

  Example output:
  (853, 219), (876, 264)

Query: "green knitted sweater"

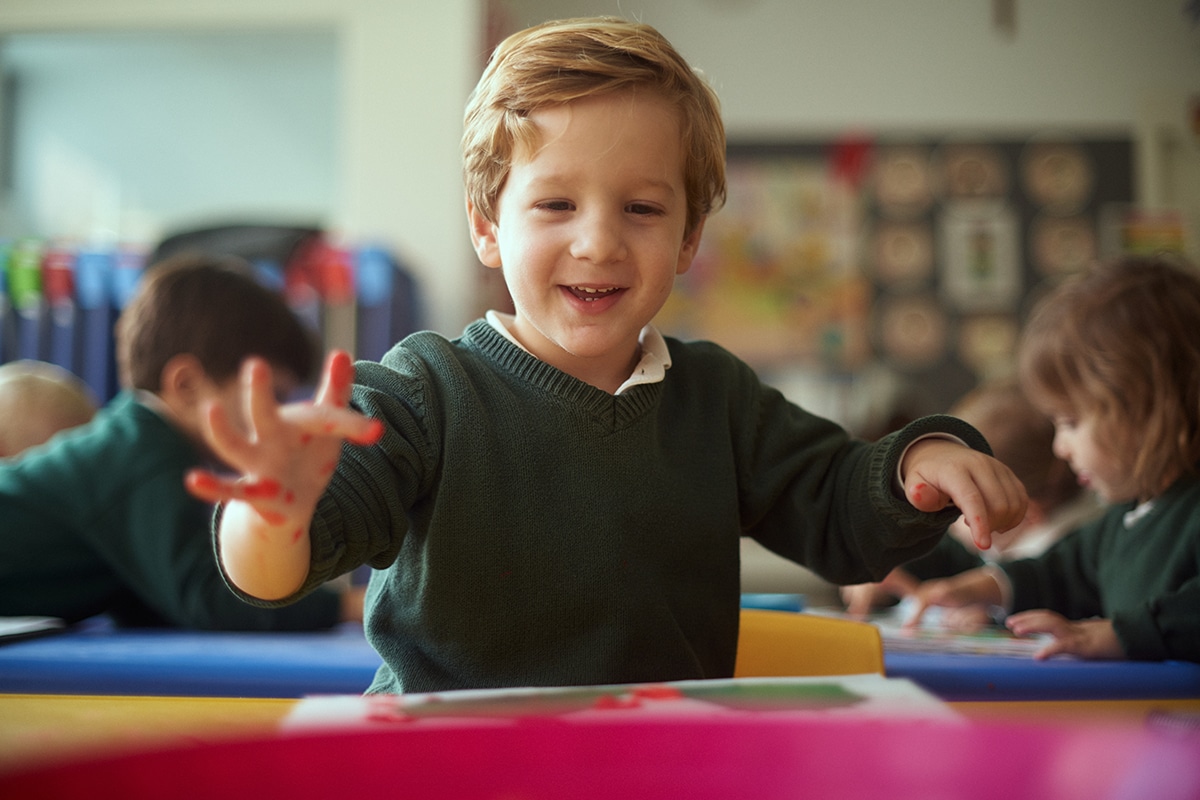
(1003, 472), (1200, 662)
(230, 321), (987, 692)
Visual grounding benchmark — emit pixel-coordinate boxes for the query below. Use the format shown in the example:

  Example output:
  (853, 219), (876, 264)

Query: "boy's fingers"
(278, 403), (384, 446)
(185, 470), (293, 520)
(315, 350), (355, 408)
(185, 469), (240, 504)
(966, 515), (994, 551)
(244, 357), (279, 438)
(202, 400), (255, 469)
(904, 477), (951, 513)
(186, 469), (272, 505)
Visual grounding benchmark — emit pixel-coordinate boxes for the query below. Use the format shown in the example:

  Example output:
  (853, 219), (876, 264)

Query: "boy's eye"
(537, 200), (573, 212)
(627, 203), (661, 216)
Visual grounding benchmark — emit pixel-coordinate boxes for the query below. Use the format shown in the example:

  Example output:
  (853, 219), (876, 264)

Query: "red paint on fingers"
(185, 471), (221, 494)
(325, 351), (355, 402)
(242, 478), (282, 500)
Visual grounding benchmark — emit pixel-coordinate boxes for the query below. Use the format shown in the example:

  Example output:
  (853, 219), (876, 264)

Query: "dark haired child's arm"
(841, 568), (919, 616)
(185, 350), (382, 601)
(841, 535), (988, 616)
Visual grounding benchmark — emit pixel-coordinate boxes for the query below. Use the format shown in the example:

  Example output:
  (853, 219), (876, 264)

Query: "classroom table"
(5, 615), (1200, 707)
(0, 617), (381, 698)
(884, 650), (1200, 702)
(1, 690), (1198, 798)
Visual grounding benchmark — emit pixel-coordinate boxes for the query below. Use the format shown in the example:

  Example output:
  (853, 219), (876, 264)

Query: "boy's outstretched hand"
(900, 437), (1028, 551)
(185, 350), (382, 600)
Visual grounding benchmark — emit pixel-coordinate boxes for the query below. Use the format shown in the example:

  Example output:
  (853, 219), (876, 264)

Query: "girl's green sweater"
(1003, 473), (1200, 662)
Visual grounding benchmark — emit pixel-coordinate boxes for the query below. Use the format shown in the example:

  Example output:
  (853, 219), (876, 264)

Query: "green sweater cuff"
(1112, 606), (1169, 660)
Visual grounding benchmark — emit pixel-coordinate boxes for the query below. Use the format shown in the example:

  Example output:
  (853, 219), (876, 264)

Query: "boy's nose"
(569, 213), (628, 264)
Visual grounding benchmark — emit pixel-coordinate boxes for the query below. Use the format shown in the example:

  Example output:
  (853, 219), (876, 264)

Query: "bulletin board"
(655, 134), (1134, 422)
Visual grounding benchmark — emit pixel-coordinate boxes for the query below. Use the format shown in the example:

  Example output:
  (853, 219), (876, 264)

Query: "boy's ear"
(467, 198), (502, 269)
(158, 354), (207, 410)
(675, 216), (707, 276)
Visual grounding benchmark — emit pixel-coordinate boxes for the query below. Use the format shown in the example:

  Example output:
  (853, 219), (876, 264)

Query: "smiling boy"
(468, 90), (703, 394)
(189, 17), (1026, 693)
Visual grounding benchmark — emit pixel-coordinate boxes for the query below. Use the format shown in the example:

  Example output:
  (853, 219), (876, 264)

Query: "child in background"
(0, 254), (362, 630)
(908, 255), (1200, 662)
(0, 360), (97, 459)
(188, 17), (1026, 693)
(841, 377), (1102, 618)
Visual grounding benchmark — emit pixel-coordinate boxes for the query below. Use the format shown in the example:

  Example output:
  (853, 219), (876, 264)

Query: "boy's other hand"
(900, 438), (1028, 551)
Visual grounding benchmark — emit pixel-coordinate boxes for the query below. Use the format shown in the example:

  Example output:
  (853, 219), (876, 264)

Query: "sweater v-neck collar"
(464, 319), (663, 429)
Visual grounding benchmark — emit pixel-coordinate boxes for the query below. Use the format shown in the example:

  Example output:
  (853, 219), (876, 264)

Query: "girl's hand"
(1006, 610), (1126, 660)
(901, 438), (1028, 551)
(903, 568), (1002, 628)
(841, 567), (919, 617)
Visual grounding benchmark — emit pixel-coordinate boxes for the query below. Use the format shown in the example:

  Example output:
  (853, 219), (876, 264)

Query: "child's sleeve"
(1112, 579), (1200, 661)
(903, 535), (987, 581)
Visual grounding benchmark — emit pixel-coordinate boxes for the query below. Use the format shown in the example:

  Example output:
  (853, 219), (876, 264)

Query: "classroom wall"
(0, 0), (483, 340)
(0, 29), (340, 241)
(500, 0), (1200, 135)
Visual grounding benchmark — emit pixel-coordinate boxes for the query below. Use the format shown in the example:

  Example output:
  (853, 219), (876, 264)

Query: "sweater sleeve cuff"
(873, 414), (992, 517)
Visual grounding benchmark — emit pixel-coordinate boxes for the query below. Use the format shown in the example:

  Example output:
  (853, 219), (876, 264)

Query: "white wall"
(501, 0), (1200, 134)
(1, 30), (339, 242)
(0, 0), (483, 337)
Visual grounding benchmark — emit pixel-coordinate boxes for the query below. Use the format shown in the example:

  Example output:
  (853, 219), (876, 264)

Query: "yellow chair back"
(733, 609), (884, 677)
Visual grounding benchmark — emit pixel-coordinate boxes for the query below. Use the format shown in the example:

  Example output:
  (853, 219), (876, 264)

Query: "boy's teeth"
(571, 286), (618, 301)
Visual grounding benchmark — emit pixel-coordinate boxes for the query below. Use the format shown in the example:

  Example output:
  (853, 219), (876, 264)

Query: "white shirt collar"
(485, 310), (671, 395)
(1122, 499), (1155, 529)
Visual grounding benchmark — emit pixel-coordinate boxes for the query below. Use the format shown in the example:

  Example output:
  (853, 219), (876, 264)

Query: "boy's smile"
(468, 90), (704, 394)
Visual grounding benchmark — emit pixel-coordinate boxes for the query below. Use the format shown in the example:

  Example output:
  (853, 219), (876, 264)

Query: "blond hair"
(462, 16), (726, 238)
(0, 360), (97, 458)
(1018, 254), (1200, 499)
